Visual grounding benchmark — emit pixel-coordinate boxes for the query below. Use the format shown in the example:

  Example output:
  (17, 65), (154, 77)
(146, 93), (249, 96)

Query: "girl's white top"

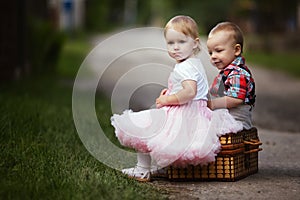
(168, 57), (208, 101)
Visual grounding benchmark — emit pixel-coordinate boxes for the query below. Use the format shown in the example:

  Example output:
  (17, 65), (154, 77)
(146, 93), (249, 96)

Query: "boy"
(207, 22), (256, 129)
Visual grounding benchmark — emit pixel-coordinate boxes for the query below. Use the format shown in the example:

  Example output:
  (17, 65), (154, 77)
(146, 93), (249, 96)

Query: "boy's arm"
(208, 96), (243, 110)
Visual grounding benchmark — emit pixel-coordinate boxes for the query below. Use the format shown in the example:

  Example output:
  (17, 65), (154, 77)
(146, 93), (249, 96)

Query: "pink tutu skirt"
(111, 100), (243, 167)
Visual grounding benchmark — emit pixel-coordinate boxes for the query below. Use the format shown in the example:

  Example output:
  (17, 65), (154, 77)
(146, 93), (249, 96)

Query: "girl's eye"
(179, 40), (186, 43)
(216, 49), (223, 53)
(208, 51), (212, 56)
(167, 41), (174, 45)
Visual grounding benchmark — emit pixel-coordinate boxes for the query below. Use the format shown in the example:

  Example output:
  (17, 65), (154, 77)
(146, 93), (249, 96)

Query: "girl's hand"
(156, 88), (168, 108)
(156, 95), (168, 108)
(160, 88), (168, 96)
(156, 102), (164, 109)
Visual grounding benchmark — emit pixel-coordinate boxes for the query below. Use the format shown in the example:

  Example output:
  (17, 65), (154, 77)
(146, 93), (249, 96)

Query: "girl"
(111, 16), (243, 182)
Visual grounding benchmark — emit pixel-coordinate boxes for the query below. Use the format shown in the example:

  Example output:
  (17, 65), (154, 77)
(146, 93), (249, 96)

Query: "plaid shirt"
(210, 56), (256, 106)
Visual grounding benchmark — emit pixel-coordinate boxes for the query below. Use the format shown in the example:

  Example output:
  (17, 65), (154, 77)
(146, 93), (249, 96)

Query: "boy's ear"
(234, 44), (242, 56)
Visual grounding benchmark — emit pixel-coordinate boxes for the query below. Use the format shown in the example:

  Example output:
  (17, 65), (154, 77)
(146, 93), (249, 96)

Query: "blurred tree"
(26, 0), (65, 75)
(227, 0), (256, 33)
(0, 0), (25, 82)
(0, 0), (65, 82)
(168, 0), (234, 34)
(253, 0), (298, 33)
(124, 0), (137, 25)
(148, 0), (174, 26)
(85, 0), (125, 32)
(84, 0), (299, 36)
(247, 0), (299, 52)
(136, 0), (151, 25)
(84, 0), (234, 32)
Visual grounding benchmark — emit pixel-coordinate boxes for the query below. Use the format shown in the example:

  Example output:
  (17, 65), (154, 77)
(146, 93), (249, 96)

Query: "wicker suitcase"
(243, 127), (262, 175)
(167, 127), (262, 181)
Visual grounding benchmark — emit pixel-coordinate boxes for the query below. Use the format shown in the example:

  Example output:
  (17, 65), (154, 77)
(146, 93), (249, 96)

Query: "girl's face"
(165, 28), (198, 62)
(207, 31), (241, 70)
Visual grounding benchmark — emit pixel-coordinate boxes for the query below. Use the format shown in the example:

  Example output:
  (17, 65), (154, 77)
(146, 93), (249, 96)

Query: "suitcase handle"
(244, 148), (263, 154)
(244, 139), (262, 146)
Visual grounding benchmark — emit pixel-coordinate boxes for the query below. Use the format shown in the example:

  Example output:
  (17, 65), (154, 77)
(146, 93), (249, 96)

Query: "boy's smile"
(207, 31), (241, 70)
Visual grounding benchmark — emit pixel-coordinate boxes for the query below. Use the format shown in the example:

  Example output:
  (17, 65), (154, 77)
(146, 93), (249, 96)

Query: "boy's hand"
(209, 96), (243, 110)
(207, 100), (213, 109)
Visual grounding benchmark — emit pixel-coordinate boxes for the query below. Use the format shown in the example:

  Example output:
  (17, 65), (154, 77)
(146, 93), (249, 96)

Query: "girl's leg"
(137, 152), (151, 169)
(121, 152), (151, 181)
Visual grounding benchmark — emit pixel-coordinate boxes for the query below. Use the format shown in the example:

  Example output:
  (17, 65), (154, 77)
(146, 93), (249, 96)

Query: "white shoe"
(122, 166), (150, 182)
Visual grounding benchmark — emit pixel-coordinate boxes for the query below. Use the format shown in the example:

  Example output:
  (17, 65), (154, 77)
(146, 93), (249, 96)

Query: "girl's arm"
(207, 96), (243, 110)
(156, 80), (197, 108)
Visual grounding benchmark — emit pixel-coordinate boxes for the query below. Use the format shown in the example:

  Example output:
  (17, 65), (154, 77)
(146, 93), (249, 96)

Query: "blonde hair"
(164, 15), (200, 54)
(209, 22), (244, 53)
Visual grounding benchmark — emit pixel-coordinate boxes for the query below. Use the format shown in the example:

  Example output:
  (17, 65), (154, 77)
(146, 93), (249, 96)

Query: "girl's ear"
(193, 38), (200, 49)
(234, 44), (242, 56)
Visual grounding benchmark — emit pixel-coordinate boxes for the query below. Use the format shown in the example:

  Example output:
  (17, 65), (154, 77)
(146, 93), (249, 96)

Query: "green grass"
(57, 36), (92, 78)
(0, 37), (167, 199)
(245, 51), (300, 78)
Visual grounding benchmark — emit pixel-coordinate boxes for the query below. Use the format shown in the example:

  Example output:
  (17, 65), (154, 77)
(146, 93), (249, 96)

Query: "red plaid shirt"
(210, 56), (256, 106)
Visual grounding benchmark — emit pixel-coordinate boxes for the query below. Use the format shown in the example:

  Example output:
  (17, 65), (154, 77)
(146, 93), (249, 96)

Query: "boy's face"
(165, 28), (198, 62)
(207, 31), (241, 70)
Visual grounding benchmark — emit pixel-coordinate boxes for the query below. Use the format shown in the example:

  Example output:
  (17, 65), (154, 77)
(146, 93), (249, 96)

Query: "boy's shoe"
(150, 166), (168, 178)
(122, 166), (151, 182)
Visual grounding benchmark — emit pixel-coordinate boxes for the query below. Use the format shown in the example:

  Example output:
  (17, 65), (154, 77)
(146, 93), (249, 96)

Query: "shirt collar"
(232, 56), (245, 66)
(220, 56), (245, 73)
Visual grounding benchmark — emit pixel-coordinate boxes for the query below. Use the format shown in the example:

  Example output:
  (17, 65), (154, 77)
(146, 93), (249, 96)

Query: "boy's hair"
(209, 22), (244, 53)
(164, 15), (200, 54)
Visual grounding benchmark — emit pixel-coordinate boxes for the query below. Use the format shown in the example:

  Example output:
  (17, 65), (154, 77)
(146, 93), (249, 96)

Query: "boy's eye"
(167, 41), (174, 45)
(179, 40), (186, 43)
(208, 51), (212, 56)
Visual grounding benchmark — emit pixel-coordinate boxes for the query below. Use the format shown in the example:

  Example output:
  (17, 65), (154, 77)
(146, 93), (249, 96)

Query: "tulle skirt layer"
(111, 100), (243, 167)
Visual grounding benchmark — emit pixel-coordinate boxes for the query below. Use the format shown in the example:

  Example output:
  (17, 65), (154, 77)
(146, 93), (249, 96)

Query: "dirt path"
(251, 66), (300, 132)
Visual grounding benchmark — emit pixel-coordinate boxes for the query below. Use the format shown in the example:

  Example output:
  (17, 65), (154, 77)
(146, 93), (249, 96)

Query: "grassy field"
(245, 51), (300, 78)
(0, 37), (167, 200)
